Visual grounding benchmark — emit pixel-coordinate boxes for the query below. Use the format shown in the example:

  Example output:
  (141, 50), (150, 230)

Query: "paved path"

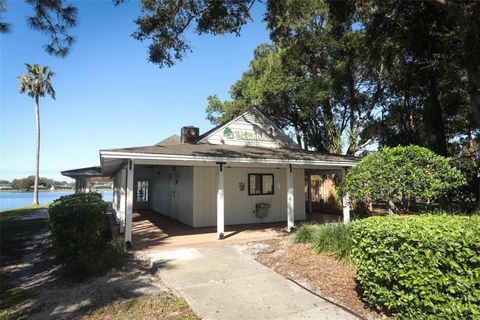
(15, 209), (48, 220)
(143, 244), (358, 320)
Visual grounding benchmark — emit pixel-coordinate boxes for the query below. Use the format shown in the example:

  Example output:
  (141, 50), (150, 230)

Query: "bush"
(293, 224), (317, 244)
(339, 145), (466, 213)
(294, 223), (353, 262)
(49, 193), (127, 280)
(351, 215), (480, 319)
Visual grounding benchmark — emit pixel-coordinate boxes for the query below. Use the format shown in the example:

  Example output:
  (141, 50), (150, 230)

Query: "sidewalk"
(143, 244), (358, 320)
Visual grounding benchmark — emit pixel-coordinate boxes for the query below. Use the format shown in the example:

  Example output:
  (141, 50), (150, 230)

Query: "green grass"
(0, 205), (48, 221)
(294, 223), (354, 263)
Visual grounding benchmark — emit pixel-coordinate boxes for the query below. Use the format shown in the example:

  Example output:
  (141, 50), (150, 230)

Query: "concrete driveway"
(143, 244), (358, 320)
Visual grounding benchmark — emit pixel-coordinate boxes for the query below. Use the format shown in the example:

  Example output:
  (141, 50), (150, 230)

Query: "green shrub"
(351, 215), (480, 319)
(339, 145), (466, 213)
(294, 223), (353, 262)
(294, 224), (317, 243)
(48, 193), (127, 280)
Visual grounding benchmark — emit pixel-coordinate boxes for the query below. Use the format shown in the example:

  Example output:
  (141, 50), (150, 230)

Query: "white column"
(307, 174), (312, 214)
(125, 160), (134, 244)
(287, 165), (295, 232)
(217, 163), (225, 239)
(119, 168), (126, 233)
(112, 177), (116, 212)
(341, 168), (350, 223)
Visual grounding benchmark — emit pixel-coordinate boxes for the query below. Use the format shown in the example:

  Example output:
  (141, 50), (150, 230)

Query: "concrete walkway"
(143, 244), (358, 320)
(14, 208), (48, 220)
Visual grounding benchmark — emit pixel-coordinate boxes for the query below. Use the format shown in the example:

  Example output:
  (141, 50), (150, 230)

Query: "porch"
(131, 210), (289, 252)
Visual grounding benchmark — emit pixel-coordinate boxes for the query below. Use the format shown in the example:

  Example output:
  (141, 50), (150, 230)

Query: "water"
(0, 190), (113, 211)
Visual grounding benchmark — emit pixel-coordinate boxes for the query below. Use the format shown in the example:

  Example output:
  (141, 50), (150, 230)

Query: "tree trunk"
(424, 74), (448, 156)
(33, 95), (40, 205)
(465, 63), (480, 212)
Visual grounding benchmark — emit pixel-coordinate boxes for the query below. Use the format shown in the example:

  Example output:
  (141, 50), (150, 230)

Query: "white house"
(63, 108), (358, 245)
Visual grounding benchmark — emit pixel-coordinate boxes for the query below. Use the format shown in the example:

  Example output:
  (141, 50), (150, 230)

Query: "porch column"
(341, 168), (350, 223)
(112, 177), (117, 213)
(287, 164), (294, 232)
(307, 174), (312, 214)
(119, 168), (126, 233)
(125, 160), (134, 245)
(217, 162), (225, 239)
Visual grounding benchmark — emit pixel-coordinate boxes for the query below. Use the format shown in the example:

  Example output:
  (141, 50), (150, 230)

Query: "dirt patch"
(0, 227), (197, 320)
(250, 238), (392, 320)
(78, 294), (198, 320)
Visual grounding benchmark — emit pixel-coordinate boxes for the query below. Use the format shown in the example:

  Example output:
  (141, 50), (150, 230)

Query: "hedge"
(49, 193), (126, 280)
(351, 215), (480, 319)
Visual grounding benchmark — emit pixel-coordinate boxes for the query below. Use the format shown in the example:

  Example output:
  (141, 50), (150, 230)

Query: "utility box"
(255, 203), (271, 219)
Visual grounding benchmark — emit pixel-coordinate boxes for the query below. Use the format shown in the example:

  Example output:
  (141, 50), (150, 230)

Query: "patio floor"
(132, 210), (289, 252)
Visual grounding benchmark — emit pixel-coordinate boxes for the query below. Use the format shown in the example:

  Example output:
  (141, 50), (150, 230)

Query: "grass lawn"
(78, 295), (199, 320)
(0, 206), (48, 319)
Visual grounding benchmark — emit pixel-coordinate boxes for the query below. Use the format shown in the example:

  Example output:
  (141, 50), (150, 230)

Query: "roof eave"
(99, 150), (358, 167)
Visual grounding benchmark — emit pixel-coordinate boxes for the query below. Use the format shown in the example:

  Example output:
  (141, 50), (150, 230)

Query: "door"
(134, 179), (150, 210)
(167, 171), (177, 218)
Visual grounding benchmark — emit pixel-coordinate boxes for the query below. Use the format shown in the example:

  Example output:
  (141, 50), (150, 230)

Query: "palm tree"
(17, 64), (56, 205)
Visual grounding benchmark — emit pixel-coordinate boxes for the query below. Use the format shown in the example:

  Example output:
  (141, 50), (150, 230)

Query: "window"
(248, 174), (274, 195)
(136, 180), (149, 203)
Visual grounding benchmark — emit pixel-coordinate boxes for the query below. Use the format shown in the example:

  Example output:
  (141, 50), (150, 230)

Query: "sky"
(0, 0), (270, 181)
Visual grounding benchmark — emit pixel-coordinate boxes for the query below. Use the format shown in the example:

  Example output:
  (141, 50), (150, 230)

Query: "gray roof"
(61, 166), (103, 177)
(101, 143), (358, 163)
(156, 134), (181, 146)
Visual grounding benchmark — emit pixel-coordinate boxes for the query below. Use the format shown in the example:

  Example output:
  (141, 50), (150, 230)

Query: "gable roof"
(156, 134), (181, 146)
(193, 107), (299, 148)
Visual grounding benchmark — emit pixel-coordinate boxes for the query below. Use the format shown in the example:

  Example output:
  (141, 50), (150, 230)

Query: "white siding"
(193, 166), (306, 227)
(151, 167), (170, 214)
(174, 166), (193, 226)
(149, 166), (194, 226)
(200, 109), (298, 149)
(193, 167), (217, 227)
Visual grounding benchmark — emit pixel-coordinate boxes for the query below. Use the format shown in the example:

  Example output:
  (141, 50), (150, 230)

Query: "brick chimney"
(181, 126), (199, 143)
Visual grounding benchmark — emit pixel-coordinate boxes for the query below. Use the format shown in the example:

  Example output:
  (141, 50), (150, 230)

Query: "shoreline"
(0, 189), (112, 193)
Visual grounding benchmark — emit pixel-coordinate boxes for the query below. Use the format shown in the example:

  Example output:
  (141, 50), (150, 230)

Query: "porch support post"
(217, 162), (225, 240)
(125, 160), (134, 245)
(341, 168), (350, 223)
(307, 174), (312, 214)
(119, 167), (126, 233)
(287, 164), (295, 232)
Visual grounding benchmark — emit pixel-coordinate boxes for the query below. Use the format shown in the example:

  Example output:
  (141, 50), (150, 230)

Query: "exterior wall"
(151, 167), (170, 214)
(199, 109), (299, 149)
(192, 166), (305, 227)
(149, 165), (194, 226)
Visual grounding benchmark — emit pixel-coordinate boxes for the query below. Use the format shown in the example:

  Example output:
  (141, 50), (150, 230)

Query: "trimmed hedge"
(49, 193), (126, 280)
(351, 215), (480, 319)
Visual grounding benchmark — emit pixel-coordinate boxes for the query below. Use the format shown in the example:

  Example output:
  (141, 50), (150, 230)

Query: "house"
(62, 108), (358, 245)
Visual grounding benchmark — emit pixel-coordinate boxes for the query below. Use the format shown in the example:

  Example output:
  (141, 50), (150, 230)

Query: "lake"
(0, 190), (113, 211)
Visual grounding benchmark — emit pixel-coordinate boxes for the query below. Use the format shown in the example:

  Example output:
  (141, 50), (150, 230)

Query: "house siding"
(192, 166), (305, 227)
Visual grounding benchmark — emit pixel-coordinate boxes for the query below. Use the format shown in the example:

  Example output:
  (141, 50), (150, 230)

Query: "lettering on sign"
(223, 127), (274, 142)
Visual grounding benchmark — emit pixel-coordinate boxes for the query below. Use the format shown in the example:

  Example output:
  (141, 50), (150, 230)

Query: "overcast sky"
(1, 0), (269, 181)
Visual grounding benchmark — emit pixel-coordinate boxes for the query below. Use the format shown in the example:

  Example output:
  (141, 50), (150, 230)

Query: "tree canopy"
(339, 146), (466, 213)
